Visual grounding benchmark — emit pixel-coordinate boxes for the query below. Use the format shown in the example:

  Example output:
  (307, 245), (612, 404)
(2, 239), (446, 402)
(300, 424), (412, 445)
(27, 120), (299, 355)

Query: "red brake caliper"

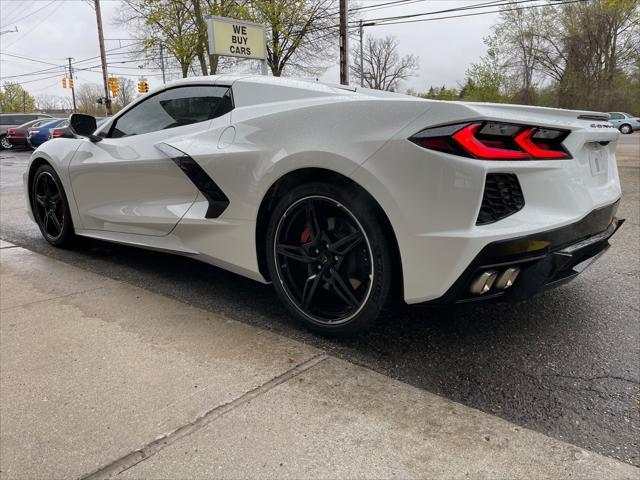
(300, 226), (312, 244)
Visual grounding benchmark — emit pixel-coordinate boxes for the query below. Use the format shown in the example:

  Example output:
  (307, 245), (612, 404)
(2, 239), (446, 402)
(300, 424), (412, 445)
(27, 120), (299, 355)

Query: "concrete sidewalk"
(0, 241), (637, 479)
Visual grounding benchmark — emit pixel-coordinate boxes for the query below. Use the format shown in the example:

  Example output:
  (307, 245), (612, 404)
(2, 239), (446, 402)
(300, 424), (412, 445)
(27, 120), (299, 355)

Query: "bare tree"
(75, 83), (105, 117)
(351, 35), (418, 91)
(35, 94), (64, 112)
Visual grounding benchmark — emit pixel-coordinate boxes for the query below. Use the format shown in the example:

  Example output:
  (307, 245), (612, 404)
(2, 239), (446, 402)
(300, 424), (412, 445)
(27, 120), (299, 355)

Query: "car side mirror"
(69, 113), (101, 142)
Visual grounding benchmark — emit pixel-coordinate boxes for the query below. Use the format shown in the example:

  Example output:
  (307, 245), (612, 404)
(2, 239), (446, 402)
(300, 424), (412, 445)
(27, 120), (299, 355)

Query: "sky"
(0, 0), (502, 100)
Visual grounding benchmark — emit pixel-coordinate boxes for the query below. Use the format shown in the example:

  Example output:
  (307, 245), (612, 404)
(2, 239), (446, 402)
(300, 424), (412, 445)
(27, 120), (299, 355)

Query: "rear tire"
(266, 182), (393, 336)
(0, 135), (13, 150)
(619, 124), (632, 134)
(31, 164), (75, 247)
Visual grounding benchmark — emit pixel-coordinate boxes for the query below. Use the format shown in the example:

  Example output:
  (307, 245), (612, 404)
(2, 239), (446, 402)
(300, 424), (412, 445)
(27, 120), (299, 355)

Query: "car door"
(69, 84), (233, 236)
(608, 113), (623, 128)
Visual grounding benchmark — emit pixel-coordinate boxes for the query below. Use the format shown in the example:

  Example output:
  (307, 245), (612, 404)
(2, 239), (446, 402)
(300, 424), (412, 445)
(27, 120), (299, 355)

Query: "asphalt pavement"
(1, 133), (638, 467)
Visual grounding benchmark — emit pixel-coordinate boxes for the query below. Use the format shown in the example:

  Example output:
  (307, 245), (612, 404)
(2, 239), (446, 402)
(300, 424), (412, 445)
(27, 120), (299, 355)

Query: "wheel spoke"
(276, 244), (315, 264)
(300, 274), (322, 309)
(43, 211), (50, 232)
(35, 194), (47, 206)
(329, 268), (359, 308)
(49, 212), (62, 233)
(305, 199), (322, 240)
(329, 230), (364, 256)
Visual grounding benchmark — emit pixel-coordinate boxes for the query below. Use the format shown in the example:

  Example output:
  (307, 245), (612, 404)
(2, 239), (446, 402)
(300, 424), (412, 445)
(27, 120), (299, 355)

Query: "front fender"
(24, 138), (84, 227)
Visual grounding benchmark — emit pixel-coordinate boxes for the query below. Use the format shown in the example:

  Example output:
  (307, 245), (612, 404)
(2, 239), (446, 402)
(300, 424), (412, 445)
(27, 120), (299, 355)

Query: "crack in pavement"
(79, 353), (329, 480)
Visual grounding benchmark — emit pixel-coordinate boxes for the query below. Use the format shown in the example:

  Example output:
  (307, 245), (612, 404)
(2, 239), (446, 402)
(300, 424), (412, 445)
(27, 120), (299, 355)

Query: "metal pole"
(339, 0), (349, 85)
(94, 0), (112, 115)
(22, 91), (26, 113)
(159, 43), (166, 84)
(68, 58), (77, 113)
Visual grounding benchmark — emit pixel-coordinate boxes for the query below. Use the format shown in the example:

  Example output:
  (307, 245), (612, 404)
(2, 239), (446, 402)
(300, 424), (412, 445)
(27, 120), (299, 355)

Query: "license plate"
(589, 147), (608, 176)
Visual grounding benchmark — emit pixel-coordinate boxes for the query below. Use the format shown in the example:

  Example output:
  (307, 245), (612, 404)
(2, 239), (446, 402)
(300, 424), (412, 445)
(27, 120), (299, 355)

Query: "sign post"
(206, 16), (268, 75)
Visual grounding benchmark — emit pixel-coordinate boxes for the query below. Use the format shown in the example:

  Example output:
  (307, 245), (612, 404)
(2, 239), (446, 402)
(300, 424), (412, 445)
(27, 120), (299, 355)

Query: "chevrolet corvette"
(24, 75), (623, 334)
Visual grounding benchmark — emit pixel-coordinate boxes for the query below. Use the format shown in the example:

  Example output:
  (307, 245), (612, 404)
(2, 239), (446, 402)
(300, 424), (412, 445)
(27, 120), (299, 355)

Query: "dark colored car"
(6, 119), (45, 148)
(0, 113), (52, 149)
(27, 118), (67, 148)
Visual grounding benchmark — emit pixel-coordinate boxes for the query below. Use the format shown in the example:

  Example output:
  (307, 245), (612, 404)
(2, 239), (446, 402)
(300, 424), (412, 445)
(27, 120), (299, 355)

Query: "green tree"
(0, 82), (36, 112)
(462, 45), (508, 103)
(247, 0), (339, 77)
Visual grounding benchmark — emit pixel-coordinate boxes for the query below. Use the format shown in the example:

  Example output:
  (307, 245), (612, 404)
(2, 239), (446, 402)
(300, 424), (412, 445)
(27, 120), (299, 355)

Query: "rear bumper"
(430, 200), (623, 304)
(7, 136), (27, 146)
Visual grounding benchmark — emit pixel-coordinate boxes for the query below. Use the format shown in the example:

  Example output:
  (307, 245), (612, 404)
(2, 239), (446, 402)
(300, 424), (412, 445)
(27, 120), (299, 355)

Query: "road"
(1, 133), (639, 466)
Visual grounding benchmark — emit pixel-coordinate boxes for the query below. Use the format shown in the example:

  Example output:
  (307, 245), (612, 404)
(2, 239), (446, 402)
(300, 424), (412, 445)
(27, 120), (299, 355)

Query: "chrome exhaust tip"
(495, 267), (520, 290)
(469, 270), (499, 295)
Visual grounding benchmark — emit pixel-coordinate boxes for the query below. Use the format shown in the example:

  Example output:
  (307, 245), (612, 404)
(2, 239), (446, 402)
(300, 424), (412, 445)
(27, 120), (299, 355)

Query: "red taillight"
(514, 128), (569, 159)
(453, 123), (529, 160)
(30, 130), (39, 135)
(7, 128), (15, 135)
(52, 130), (64, 137)
(410, 121), (571, 160)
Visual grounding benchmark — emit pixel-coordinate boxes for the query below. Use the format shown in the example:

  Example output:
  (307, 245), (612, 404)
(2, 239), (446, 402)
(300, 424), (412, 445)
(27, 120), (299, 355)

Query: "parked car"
(48, 120), (70, 140)
(24, 76), (624, 335)
(607, 112), (640, 134)
(0, 113), (52, 149)
(27, 118), (66, 148)
(5, 119), (46, 148)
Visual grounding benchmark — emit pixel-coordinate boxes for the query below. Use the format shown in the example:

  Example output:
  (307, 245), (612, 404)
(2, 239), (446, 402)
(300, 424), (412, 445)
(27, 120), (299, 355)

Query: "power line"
(352, 0), (541, 24)
(3, 0), (67, 48)
(0, 0), (56, 28)
(367, 0), (586, 26)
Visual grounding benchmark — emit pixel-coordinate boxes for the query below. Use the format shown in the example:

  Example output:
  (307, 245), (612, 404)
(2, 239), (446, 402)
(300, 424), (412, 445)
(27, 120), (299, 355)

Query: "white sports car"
(24, 75), (624, 334)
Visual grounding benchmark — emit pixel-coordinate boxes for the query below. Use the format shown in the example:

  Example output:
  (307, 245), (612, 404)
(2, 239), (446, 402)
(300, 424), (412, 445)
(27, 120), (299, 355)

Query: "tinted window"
(609, 113), (623, 120)
(109, 85), (232, 138)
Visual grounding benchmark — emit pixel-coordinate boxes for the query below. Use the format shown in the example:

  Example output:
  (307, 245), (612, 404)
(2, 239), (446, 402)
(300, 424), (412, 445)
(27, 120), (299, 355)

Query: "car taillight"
(52, 130), (64, 137)
(7, 128), (15, 135)
(409, 121), (571, 160)
(30, 130), (39, 134)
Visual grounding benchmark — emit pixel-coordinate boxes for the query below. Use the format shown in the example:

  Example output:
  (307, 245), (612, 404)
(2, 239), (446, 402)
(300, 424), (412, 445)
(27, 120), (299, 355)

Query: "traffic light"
(138, 80), (149, 93)
(108, 76), (119, 97)
(68, 78), (74, 89)
(62, 78), (67, 89)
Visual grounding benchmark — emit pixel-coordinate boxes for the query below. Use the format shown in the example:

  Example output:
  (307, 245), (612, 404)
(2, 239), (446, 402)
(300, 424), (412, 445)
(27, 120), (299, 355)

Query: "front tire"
(0, 135), (13, 150)
(266, 182), (393, 335)
(31, 164), (75, 247)
(619, 124), (632, 134)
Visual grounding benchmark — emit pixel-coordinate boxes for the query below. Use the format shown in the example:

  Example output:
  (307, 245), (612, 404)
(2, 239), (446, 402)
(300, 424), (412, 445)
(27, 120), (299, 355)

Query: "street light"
(358, 21), (376, 87)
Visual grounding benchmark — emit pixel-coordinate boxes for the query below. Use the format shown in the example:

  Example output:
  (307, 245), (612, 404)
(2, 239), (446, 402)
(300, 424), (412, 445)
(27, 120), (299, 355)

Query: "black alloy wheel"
(31, 165), (74, 246)
(0, 135), (13, 150)
(267, 183), (393, 335)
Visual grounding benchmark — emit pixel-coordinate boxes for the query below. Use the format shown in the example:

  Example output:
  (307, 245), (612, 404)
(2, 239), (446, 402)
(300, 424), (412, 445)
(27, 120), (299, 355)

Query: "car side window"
(609, 113), (623, 120)
(108, 85), (233, 138)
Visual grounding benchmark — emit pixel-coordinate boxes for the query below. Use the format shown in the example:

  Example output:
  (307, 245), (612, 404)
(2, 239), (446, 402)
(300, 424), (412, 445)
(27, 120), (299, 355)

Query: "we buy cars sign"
(206, 16), (266, 60)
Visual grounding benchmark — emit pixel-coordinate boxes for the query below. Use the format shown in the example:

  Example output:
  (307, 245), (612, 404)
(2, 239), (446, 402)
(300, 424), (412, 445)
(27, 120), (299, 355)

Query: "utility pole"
(159, 43), (166, 84)
(339, 0), (349, 85)
(68, 58), (77, 113)
(94, 0), (112, 115)
(22, 91), (26, 113)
